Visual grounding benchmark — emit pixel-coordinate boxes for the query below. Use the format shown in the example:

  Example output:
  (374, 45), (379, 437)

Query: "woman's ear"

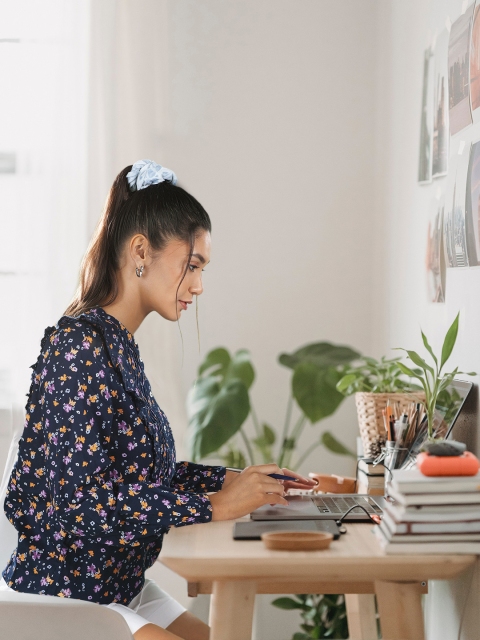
(129, 234), (148, 263)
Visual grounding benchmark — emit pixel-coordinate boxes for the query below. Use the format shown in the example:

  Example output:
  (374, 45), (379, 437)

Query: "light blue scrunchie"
(126, 159), (178, 192)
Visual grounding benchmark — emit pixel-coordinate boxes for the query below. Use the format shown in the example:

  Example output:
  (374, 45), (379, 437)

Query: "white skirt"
(0, 576), (186, 634)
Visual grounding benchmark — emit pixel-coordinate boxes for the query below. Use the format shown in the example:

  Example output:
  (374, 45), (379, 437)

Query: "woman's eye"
(189, 264), (205, 272)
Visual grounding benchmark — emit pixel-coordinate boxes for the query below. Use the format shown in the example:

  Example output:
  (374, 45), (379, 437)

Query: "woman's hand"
(279, 468), (318, 492)
(209, 464), (289, 521)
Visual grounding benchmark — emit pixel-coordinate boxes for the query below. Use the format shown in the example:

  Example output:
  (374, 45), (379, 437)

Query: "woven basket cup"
(355, 391), (426, 457)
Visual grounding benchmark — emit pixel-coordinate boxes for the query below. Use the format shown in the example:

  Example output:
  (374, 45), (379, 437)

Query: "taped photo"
(433, 30), (449, 178)
(418, 48), (434, 183)
(448, 5), (474, 135)
(426, 197), (446, 302)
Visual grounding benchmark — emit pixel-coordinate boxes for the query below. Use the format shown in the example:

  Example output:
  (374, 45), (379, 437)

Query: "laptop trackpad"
(251, 495), (319, 519)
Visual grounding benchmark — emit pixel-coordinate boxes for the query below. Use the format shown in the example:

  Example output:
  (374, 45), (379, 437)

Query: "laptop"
(251, 380), (473, 522)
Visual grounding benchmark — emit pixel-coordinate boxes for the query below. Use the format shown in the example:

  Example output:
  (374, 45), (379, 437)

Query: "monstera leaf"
(187, 348), (254, 460)
(292, 363), (345, 423)
(279, 342), (360, 370)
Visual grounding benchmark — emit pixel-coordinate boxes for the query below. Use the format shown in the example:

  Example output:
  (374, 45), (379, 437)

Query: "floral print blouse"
(2, 307), (226, 605)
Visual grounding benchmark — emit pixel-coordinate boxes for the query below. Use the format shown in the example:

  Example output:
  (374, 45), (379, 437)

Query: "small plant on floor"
(272, 593), (348, 639)
(395, 312), (476, 440)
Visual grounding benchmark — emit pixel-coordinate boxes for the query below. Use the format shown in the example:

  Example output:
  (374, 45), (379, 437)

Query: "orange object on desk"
(308, 472), (357, 493)
(417, 451), (480, 476)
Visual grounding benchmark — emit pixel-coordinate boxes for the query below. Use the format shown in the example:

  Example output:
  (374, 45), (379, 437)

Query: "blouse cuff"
(172, 462), (227, 493)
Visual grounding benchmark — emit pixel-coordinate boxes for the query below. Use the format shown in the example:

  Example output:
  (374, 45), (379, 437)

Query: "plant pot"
(355, 391), (425, 457)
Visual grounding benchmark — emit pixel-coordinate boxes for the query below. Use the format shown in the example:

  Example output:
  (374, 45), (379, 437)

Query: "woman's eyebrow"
(192, 253), (208, 264)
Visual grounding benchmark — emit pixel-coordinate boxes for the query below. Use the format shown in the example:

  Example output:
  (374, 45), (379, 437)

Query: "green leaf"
(188, 379), (250, 459)
(292, 363), (345, 423)
(271, 597), (307, 610)
(262, 423), (276, 445)
(441, 312), (460, 371)
(279, 342), (360, 370)
(396, 361), (423, 381)
(198, 347), (231, 377)
(399, 348), (434, 375)
(421, 330), (438, 367)
(221, 447), (247, 469)
(336, 373), (357, 394)
(186, 377), (220, 423)
(224, 349), (255, 389)
(321, 431), (356, 458)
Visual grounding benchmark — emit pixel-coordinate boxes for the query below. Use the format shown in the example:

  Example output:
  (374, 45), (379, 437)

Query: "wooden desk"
(160, 520), (476, 640)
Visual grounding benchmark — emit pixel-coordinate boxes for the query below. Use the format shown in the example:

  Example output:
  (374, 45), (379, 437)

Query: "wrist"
(222, 470), (238, 489)
(209, 492), (230, 521)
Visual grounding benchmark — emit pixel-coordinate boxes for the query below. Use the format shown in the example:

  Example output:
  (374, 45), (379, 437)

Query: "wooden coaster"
(261, 531), (333, 551)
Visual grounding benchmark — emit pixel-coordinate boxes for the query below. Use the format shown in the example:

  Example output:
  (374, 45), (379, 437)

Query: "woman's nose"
(190, 276), (203, 296)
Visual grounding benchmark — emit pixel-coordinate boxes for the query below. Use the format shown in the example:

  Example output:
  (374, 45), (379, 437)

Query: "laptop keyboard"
(313, 496), (382, 515)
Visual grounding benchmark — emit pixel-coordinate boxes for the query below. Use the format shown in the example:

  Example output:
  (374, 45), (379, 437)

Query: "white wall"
(160, 0), (378, 478)
(372, 1), (480, 638)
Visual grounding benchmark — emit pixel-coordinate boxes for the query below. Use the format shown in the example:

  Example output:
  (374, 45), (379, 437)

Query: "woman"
(1, 160), (315, 640)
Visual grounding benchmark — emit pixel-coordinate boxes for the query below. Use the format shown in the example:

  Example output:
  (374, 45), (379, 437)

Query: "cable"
(335, 503), (381, 526)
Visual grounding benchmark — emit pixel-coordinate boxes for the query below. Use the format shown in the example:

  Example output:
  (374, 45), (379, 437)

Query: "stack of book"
(357, 458), (385, 496)
(375, 468), (480, 554)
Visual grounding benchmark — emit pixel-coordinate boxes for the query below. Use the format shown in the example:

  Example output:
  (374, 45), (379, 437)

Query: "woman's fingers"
(243, 463), (283, 476)
(278, 467), (318, 491)
(281, 467), (317, 485)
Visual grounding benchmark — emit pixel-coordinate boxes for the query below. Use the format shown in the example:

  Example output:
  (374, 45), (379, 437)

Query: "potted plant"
(336, 356), (424, 457)
(186, 342), (360, 469)
(395, 312), (475, 440)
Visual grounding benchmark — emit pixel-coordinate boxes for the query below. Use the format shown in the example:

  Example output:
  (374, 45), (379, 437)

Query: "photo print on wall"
(465, 138), (480, 265)
(448, 5), (474, 136)
(433, 30), (449, 178)
(443, 153), (458, 268)
(426, 196), (446, 302)
(450, 139), (471, 267)
(418, 47), (434, 183)
(470, 2), (480, 123)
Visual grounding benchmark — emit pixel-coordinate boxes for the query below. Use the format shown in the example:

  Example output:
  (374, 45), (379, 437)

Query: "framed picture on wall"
(470, 3), (480, 123)
(465, 135), (480, 265)
(432, 30), (449, 178)
(426, 197), (446, 302)
(418, 47), (434, 183)
(448, 5), (474, 136)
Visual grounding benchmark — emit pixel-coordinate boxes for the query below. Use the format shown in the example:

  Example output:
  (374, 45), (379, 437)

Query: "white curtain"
(0, 0), (90, 441)
(0, 0), (90, 567)
(88, 0), (189, 459)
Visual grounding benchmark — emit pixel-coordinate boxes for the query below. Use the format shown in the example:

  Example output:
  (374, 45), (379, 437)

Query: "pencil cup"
(383, 442), (408, 497)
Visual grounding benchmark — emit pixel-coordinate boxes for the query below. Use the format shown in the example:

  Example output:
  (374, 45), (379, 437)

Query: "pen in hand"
(226, 468), (299, 482)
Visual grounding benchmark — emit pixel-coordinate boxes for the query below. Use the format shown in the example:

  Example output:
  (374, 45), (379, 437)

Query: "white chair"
(0, 403), (133, 640)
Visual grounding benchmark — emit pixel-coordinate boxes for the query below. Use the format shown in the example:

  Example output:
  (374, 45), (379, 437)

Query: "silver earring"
(135, 265), (144, 277)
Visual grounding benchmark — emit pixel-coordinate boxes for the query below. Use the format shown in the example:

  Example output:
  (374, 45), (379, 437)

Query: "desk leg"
(375, 581), (424, 640)
(209, 580), (256, 640)
(345, 594), (378, 639)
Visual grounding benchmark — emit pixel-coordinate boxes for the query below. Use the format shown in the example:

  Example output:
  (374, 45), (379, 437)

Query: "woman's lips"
(179, 300), (190, 310)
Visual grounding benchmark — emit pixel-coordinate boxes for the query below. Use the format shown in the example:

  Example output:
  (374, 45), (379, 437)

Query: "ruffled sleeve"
(171, 461), (226, 493)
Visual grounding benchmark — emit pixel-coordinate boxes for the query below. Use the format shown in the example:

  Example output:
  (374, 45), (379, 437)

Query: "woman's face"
(141, 230), (211, 322)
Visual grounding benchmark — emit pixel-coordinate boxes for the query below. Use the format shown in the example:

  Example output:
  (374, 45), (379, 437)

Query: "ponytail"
(65, 165), (211, 317)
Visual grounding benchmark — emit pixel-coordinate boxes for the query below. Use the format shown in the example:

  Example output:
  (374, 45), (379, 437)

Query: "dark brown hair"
(65, 165), (211, 317)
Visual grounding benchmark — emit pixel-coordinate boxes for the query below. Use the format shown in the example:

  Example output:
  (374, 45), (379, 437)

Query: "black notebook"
(233, 519), (341, 540)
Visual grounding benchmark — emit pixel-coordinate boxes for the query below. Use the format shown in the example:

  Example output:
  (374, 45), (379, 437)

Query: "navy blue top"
(2, 307), (226, 604)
